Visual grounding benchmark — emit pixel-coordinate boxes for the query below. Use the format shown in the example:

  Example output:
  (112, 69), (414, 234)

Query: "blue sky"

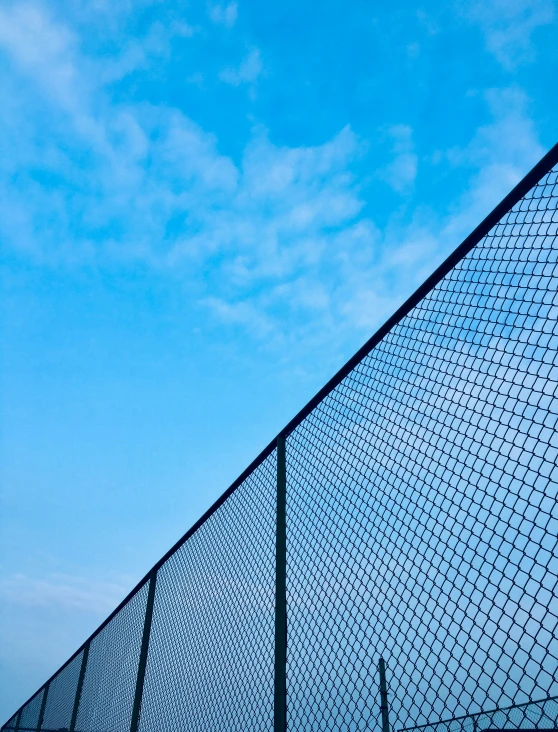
(0, 0), (556, 719)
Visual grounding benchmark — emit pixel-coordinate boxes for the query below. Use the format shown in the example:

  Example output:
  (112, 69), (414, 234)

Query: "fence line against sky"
(3, 142), (558, 731)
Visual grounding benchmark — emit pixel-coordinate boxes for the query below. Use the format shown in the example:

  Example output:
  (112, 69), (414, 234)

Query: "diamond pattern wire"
(41, 649), (83, 731)
(17, 690), (43, 732)
(3, 153), (558, 732)
(285, 163), (558, 731)
(74, 582), (148, 732)
(407, 697), (558, 732)
(2, 713), (18, 731)
(138, 450), (277, 732)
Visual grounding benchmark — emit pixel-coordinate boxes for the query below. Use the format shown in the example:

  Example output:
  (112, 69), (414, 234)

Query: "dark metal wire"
(285, 157), (558, 729)
(75, 580), (149, 731)
(16, 691), (43, 732)
(136, 451), (277, 731)
(2, 143), (557, 732)
(39, 650), (81, 731)
(402, 696), (558, 732)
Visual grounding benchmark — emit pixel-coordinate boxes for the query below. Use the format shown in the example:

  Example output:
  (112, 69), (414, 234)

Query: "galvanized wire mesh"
(17, 690), (43, 732)
(2, 714), (17, 731)
(406, 696), (558, 732)
(138, 450), (277, 732)
(41, 649), (83, 731)
(74, 581), (148, 732)
(2, 151), (557, 732)
(285, 161), (558, 730)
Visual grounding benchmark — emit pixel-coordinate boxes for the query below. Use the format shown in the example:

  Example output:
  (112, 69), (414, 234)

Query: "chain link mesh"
(74, 581), (148, 732)
(3, 714), (17, 731)
(3, 155), (557, 732)
(17, 690), (43, 732)
(40, 649), (83, 731)
(138, 450), (277, 732)
(407, 697), (558, 732)
(285, 163), (558, 730)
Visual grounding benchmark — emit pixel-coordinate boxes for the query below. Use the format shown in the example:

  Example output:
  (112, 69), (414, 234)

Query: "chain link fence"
(3, 143), (557, 732)
(403, 696), (558, 732)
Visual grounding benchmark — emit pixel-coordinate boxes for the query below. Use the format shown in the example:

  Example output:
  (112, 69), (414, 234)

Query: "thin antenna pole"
(379, 657), (390, 732)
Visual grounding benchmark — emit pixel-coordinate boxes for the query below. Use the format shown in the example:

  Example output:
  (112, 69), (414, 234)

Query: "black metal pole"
(13, 710), (21, 732)
(129, 568), (157, 732)
(69, 641), (90, 732)
(36, 684), (49, 731)
(379, 657), (390, 732)
(274, 435), (287, 732)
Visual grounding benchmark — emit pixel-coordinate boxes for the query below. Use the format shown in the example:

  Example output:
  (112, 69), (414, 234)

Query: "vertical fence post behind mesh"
(275, 434), (287, 732)
(36, 683), (49, 731)
(129, 570), (157, 732)
(379, 657), (390, 732)
(69, 640), (90, 732)
(13, 710), (21, 732)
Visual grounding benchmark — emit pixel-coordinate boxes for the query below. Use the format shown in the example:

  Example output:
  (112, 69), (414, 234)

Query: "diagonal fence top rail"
(3, 141), (558, 732)
(401, 695), (558, 732)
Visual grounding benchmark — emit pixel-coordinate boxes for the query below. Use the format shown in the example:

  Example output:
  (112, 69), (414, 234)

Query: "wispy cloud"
(441, 86), (544, 239)
(0, 573), (129, 615)
(1, 0), (554, 723)
(382, 124), (418, 193)
(219, 48), (262, 87)
(0, 570), (134, 709)
(201, 297), (276, 338)
(209, 1), (238, 28)
(0, 3), (547, 363)
(463, 0), (555, 69)
(0, 2), (81, 111)
(101, 21), (196, 84)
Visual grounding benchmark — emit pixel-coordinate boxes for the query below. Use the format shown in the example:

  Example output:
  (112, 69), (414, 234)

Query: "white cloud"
(0, 570), (136, 711)
(382, 124), (418, 193)
(201, 297), (275, 338)
(209, 1), (238, 28)
(441, 87), (544, 241)
(463, 0), (555, 69)
(2, 2), (555, 724)
(0, 573), (129, 615)
(0, 2), (81, 112)
(100, 22), (191, 84)
(219, 48), (262, 87)
(0, 3), (549, 365)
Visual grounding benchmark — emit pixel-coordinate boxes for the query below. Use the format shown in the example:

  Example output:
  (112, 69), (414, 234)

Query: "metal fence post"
(275, 434), (287, 732)
(129, 570), (157, 732)
(37, 684), (49, 731)
(13, 710), (21, 732)
(69, 641), (90, 732)
(379, 657), (390, 732)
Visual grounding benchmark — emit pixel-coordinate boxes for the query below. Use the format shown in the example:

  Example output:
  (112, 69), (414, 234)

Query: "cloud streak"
(209, 2), (238, 28)
(219, 47), (263, 87)
(382, 124), (418, 193)
(463, 0), (555, 69)
(0, 573), (129, 615)
(0, 2), (548, 364)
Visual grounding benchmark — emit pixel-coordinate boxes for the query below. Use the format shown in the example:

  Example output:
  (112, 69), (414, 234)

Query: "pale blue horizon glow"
(0, 0), (556, 720)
